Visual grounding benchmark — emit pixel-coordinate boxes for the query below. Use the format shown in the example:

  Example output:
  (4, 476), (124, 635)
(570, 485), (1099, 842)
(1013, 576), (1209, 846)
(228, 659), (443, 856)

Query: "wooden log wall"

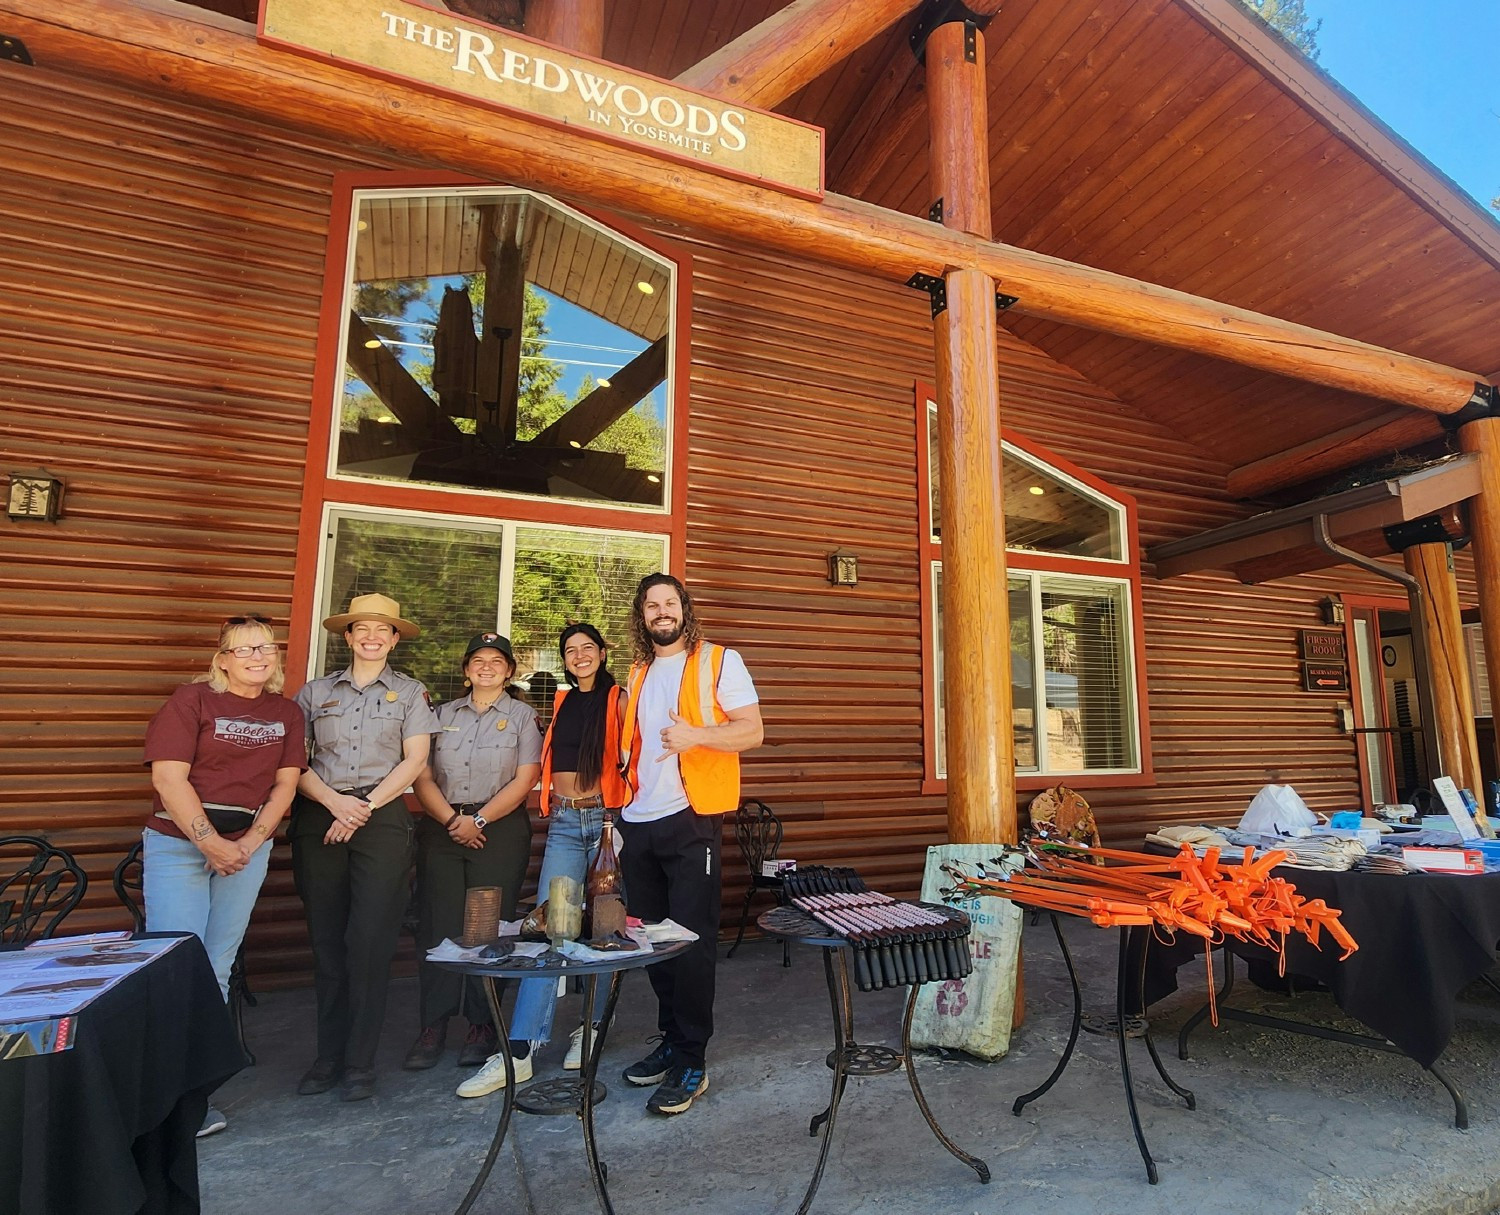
(1, 61), (1478, 986)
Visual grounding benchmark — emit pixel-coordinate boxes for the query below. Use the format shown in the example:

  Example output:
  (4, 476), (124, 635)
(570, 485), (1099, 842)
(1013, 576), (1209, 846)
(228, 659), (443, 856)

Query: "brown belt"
(550, 792), (605, 810)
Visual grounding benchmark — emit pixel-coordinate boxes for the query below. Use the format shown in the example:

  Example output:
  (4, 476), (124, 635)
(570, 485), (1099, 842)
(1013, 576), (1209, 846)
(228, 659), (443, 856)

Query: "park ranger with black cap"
(292, 592), (439, 1102)
(404, 630), (541, 1085)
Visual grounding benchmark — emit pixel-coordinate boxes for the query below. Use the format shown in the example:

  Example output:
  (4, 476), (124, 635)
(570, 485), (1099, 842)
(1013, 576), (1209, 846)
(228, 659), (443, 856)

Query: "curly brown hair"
(629, 573), (703, 664)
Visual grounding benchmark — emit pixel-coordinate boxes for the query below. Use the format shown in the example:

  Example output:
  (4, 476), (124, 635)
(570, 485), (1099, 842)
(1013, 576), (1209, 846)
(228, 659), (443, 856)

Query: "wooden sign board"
(1298, 629), (1347, 663)
(258, 0), (825, 199)
(1301, 663), (1349, 693)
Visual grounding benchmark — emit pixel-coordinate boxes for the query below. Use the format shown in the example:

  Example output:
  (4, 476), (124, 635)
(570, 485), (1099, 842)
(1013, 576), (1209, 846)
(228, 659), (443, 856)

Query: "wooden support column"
(927, 18), (1015, 847)
(1459, 414), (1500, 774)
(1403, 540), (1483, 797)
(524, 0), (602, 56)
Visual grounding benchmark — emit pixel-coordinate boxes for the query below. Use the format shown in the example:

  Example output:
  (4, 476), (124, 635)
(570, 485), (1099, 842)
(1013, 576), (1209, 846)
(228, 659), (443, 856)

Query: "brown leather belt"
(550, 792), (605, 810)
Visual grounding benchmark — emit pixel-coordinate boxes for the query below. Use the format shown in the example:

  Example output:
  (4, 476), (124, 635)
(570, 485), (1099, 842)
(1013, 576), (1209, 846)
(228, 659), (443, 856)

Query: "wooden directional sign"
(258, 0), (825, 199)
(1298, 629), (1347, 663)
(1302, 663), (1350, 693)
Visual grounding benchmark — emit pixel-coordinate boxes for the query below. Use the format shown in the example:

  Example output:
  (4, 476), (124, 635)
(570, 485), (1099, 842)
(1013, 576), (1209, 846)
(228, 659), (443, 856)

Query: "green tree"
(1238, 0), (1321, 59)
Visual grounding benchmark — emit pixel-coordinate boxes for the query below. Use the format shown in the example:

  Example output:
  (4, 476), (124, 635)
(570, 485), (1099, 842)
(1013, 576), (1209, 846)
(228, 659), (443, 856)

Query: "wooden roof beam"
(1226, 409), (1442, 499)
(524, 0), (602, 57)
(526, 336), (668, 450)
(675, 0), (922, 110)
(13, 0), (1488, 417)
(345, 313), (464, 442)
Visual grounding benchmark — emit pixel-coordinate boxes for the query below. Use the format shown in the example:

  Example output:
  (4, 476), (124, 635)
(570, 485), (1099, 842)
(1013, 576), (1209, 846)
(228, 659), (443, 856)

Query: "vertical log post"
(1459, 416), (1500, 777)
(1403, 540), (1484, 798)
(525, 0), (604, 55)
(927, 19), (1016, 846)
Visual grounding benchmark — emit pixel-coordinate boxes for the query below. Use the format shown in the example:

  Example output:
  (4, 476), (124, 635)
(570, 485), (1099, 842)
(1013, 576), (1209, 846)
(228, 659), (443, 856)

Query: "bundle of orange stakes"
(941, 842), (1358, 1023)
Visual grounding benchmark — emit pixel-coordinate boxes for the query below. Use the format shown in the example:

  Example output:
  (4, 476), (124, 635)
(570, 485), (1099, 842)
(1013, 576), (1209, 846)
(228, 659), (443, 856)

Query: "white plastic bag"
(1238, 784), (1316, 835)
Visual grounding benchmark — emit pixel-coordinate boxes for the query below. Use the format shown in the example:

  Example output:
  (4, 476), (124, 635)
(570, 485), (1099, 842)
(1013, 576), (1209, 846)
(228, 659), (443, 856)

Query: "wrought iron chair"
(0, 835), (88, 943)
(728, 799), (790, 967)
(113, 837), (257, 1062)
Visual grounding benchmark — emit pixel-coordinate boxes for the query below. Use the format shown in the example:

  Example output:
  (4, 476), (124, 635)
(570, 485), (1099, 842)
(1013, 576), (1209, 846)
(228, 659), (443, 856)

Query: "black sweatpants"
(290, 796), (414, 1071)
(413, 811), (531, 1028)
(618, 809), (723, 1069)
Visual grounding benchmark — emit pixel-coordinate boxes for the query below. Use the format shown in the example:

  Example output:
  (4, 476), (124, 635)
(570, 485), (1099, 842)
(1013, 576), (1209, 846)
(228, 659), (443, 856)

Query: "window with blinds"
(922, 392), (1143, 781)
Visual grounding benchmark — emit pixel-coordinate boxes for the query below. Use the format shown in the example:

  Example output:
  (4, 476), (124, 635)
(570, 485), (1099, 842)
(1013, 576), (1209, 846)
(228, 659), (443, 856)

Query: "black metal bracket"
(1383, 513), (1467, 552)
(929, 198), (944, 223)
(0, 33), (32, 66)
(907, 273), (947, 318)
(1439, 381), (1500, 430)
(910, 1), (994, 63)
(996, 291), (1018, 312)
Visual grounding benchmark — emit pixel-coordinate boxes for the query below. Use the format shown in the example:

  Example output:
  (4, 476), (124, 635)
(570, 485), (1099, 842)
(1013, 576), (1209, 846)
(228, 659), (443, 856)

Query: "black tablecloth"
(0, 933), (246, 1215)
(1141, 868), (1500, 1068)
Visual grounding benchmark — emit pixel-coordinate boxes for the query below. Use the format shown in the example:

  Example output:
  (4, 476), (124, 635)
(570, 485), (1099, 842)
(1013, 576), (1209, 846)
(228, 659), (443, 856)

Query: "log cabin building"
(4, 0), (1500, 986)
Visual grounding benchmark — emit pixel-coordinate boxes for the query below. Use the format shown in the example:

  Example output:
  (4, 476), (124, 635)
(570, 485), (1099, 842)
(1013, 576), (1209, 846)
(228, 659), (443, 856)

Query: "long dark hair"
(629, 572), (703, 665)
(559, 622), (616, 791)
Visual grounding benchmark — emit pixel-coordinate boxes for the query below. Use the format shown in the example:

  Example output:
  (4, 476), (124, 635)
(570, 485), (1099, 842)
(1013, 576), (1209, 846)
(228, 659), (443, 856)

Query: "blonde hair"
(197, 618), (285, 694)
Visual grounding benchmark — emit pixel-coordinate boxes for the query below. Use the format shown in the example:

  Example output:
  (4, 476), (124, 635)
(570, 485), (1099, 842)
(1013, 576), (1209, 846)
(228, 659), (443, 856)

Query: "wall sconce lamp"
(1320, 596), (1345, 626)
(7, 469), (64, 522)
(827, 549), (859, 587)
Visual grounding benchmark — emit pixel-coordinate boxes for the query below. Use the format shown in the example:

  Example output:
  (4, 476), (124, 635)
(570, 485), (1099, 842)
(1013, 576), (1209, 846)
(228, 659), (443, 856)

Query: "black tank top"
(550, 686), (599, 772)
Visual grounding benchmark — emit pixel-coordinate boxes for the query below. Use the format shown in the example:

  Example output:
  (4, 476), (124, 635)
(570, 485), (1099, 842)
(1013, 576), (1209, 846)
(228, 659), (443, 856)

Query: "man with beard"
(617, 573), (762, 1115)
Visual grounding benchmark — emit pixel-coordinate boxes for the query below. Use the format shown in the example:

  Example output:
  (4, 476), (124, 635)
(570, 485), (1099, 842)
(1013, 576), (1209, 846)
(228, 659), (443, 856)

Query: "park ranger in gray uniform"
(292, 592), (439, 1102)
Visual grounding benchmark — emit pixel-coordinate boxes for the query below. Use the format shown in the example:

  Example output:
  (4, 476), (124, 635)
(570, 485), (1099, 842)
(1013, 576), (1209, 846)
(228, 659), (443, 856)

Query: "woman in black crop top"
(480, 622), (629, 1083)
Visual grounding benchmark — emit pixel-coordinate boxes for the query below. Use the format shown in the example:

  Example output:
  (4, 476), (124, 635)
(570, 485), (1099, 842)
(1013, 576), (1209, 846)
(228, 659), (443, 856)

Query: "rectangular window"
(314, 506), (665, 711)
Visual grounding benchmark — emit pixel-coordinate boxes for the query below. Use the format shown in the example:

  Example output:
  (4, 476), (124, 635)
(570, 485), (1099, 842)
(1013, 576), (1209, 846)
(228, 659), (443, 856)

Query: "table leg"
(798, 948), (852, 1215)
(900, 984), (990, 1183)
(1177, 945), (1235, 1061)
(1132, 928), (1194, 1110)
(1114, 930), (1158, 1185)
(1013, 913), (1083, 1114)
(454, 977), (518, 1215)
(580, 972), (626, 1215)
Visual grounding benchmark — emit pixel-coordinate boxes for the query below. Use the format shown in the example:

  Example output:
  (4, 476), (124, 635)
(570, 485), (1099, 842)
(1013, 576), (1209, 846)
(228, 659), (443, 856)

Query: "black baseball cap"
(463, 632), (516, 664)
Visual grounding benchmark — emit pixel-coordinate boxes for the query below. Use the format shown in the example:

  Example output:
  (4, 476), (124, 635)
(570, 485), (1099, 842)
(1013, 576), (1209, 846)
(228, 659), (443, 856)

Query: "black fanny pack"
(201, 802), (257, 835)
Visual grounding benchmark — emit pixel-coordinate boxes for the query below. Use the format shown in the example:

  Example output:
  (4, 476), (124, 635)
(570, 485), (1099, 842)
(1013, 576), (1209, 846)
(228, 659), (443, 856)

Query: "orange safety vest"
(538, 683), (631, 815)
(621, 643), (739, 815)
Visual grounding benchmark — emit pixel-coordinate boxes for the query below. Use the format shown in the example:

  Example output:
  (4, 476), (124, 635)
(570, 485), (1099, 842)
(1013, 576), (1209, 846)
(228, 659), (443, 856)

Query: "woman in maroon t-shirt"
(141, 614), (305, 1136)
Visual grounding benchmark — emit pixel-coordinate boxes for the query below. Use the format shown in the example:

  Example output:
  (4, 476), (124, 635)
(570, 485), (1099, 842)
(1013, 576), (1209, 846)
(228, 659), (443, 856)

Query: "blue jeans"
(510, 805), (615, 1043)
(142, 827), (271, 1001)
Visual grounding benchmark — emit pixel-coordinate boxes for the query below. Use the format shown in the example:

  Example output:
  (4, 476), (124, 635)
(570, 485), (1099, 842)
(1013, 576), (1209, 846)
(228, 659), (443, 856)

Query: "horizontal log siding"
(3, 65), (1479, 983)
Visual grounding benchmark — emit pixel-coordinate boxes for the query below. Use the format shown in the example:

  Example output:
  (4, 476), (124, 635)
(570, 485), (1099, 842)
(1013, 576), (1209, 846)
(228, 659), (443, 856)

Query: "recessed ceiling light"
(377, 414), (394, 423)
(646, 474), (661, 484)
(597, 377), (612, 388)
(636, 281), (654, 295)
(1028, 485), (1045, 496)
(363, 338), (382, 349)
(568, 439), (582, 449)
(356, 219), (368, 231)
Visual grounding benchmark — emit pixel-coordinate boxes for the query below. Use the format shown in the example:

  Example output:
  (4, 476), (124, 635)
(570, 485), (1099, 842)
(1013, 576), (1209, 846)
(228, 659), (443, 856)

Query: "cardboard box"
(1402, 846), (1484, 874)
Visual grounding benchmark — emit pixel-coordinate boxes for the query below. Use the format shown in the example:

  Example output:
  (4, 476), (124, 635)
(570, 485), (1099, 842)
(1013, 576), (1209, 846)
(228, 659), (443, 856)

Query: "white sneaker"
(563, 1024), (587, 1071)
(456, 1051), (533, 1098)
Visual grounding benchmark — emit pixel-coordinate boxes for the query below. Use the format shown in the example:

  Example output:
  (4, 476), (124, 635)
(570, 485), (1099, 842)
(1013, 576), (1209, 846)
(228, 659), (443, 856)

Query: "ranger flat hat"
(322, 592), (421, 638)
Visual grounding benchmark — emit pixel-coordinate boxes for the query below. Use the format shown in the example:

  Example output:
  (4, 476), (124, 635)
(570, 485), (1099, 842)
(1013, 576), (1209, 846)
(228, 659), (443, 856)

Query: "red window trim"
(914, 381), (1155, 793)
(286, 169), (691, 687)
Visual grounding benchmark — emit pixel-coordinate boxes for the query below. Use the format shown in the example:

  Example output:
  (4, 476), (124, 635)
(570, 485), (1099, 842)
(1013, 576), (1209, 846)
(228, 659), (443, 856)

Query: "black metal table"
(1012, 916), (1194, 1185)
(435, 938), (690, 1215)
(757, 905), (990, 1215)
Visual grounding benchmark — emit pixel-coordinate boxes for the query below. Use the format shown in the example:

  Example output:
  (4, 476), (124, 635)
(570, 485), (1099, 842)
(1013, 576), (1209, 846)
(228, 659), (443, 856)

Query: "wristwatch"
(472, 813), (489, 830)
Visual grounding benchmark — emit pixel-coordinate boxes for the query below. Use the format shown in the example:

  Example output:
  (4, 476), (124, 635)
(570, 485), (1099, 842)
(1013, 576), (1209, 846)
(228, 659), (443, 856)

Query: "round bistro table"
(435, 938), (690, 1215)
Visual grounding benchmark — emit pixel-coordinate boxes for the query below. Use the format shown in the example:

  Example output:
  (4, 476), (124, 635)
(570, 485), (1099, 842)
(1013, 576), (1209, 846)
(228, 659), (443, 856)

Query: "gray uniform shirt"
(295, 665), (440, 791)
(431, 693), (542, 804)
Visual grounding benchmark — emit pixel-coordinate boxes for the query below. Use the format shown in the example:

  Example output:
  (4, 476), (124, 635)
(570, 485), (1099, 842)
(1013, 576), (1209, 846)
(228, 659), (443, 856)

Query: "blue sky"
(1307, 0), (1499, 212)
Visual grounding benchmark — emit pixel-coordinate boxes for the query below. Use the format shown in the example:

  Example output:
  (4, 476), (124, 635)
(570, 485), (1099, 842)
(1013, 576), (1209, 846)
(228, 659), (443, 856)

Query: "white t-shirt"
(623, 646), (758, 823)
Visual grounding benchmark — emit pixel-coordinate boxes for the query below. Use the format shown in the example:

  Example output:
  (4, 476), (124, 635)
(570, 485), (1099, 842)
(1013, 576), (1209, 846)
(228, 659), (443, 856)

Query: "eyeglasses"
(220, 643), (279, 658)
(222, 613), (273, 628)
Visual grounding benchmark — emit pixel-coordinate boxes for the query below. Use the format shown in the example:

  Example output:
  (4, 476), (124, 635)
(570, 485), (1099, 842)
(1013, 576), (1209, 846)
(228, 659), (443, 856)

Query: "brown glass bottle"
(587, 813), (626, 938)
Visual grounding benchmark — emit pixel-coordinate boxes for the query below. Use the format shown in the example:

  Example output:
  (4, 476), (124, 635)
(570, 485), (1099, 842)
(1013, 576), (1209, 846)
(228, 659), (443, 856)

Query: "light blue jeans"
(142, 828), (271, 1002)
(510, 805), (614, 1043)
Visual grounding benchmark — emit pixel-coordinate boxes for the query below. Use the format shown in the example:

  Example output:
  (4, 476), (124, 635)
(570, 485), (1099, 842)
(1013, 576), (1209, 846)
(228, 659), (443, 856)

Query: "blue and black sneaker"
(623, 1036), (673, 1086)
(646, 1063), (709, 1115)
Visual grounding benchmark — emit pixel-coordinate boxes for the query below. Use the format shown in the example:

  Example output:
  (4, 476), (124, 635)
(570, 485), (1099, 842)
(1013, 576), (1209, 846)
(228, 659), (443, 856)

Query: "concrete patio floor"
(200, 916), (1500, 1214)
